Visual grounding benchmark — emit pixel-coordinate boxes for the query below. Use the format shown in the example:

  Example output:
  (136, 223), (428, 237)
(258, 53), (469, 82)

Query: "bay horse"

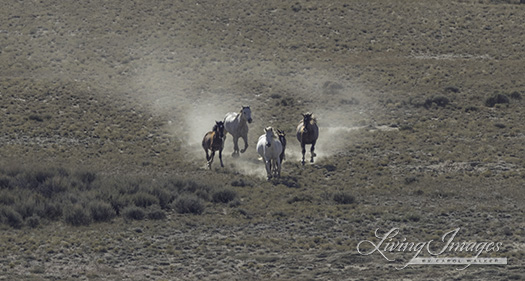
(277, 129), (287, 165)
(224, 106), (252, 157)
(202, 121), (225, 169)
(257, 127), (283, 180)
(296, 112), (318, 165)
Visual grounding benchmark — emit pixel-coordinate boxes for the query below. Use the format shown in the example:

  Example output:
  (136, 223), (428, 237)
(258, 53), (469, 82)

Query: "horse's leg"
(276, 157), (282, 178)
(232, 136), (240, 157)
(265, 159), (272, 180)
(240, 134), (249, 153)
(310, 140), (317, 163)
(205, 148), (210, 161)
(301, 142), (306, 165)
(208, 150), (215, 169)
(219, 147), (224, 167)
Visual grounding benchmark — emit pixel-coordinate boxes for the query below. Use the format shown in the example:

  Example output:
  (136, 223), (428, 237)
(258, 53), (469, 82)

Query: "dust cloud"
(132, 55), (371, 174)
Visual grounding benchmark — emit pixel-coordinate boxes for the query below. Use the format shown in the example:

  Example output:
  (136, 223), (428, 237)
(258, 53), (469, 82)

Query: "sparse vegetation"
(0, 166), (234, 228)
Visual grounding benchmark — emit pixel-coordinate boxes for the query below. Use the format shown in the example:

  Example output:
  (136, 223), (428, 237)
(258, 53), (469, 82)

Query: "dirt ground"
(1, 0), (524, 280)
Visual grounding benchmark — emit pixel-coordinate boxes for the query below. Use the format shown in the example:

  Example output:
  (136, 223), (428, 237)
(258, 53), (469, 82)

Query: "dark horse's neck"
(304, 120), (315, 131)
(213, 130), (222, 143)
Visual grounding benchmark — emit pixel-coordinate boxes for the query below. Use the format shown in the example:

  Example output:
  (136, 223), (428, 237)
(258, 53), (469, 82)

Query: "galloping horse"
(224, 106), (252, 157)
(257, 127), (283, 180)
(277, 129), (287, 165)
(202, 121), (225, 169)
(296, 112), (319, 165)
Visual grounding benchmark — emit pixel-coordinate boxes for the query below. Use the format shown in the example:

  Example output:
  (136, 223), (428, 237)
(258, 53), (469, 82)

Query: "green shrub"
(107, 193), (128, 216)
(485, 94), (509, 107)
(147, 209), (167, 220)
(37, 202), (63, 221)
(28, 114), (44, 122)
(174, 196), (204, 215)
(1, 207), (23, 229)
(122, 206), (145, 220)
(14, 198), (36, 219)
(424, 96), (450, 109)
(0, 191), (15, 205)
(65, 205), (92, 226)
(34, 170), (53, 185)
(132, 192), (159, 208)
(510, 91), (522, 100)
(39, 176), (70, 198)
(231, 178), (253, 187)
(0, 176), (12, 189)
(287, 195), (313, 204)
(212, 189), (237, 203)
(280, 176), (300, 188)
(179, 180), (211, 197)
(152, 188), (174, 210)
(26, 215), (40, 228)
(229, 200), (241, 208)
(77, 171), (96, 185)
(333, 192), (355, 205)
(89, 201), (116, 222)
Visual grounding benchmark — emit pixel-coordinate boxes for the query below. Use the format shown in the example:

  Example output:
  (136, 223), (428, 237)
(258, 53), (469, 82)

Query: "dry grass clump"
(485, 93), (510, 107)
(332, 192), (356, 205)
(173, 195), (205, 215)
(122, 206), (146, 221)
(211, 189), (237, 204)
(88, 201), (117, 222)
(65, 205), (92, 226)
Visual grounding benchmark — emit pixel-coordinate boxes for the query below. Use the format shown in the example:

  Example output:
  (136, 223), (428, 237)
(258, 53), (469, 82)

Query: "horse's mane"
(302, 113), (317, 125)
(310, 115), (317, 125)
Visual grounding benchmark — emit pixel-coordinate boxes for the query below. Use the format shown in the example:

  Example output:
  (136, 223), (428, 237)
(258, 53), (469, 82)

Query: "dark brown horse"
(277, 129), (287, 165)
(296, 113), (318, 165)
(202, 121), (225, 169)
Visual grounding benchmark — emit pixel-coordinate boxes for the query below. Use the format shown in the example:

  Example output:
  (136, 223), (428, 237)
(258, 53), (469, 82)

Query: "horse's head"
(214, 121), (225, 139)
(302, 112), (313, 133)
(241, 106), (253, 123)
(264, 127), (274, 147)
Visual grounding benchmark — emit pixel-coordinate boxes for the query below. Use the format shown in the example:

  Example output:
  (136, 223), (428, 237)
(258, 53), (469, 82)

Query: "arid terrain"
(1, 0), (524, 280)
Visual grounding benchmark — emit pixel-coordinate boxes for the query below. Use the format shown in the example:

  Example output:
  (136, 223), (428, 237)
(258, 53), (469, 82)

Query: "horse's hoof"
(240, 149), (246, 153)
(310, 159), (314, 163)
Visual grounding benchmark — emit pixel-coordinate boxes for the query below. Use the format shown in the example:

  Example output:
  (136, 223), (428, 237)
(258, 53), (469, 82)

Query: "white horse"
(257, 127), (283, 180)
(224, 106), (253, 157)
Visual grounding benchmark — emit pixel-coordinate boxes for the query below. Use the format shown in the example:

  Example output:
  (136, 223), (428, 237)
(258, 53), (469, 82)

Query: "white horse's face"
(242, 106), (253, 123)
(264, 127), (274, 147)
